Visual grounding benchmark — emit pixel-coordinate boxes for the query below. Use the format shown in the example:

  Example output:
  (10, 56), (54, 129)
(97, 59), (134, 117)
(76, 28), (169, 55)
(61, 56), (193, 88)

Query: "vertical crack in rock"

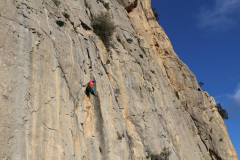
(191, 116), (209, 152)
(92, 95), (108, 159)
(209, 149), (222, 160)
(56, 60), (77, 105)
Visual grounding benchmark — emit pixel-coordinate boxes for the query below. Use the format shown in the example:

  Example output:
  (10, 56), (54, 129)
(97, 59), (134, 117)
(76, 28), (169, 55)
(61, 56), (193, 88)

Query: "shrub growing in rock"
(198, 81), (204, 87)
(152, 8), (159, 20)
(216, 103), (228, 120)
(91, 12), (116, 49)
(63, 12), (70, 19)
(159, 147), (171, 160)
(97, 0), (110, 10)
(103, 2), (110, 10)
(56, 20), (64, 27)
(126, 38), (133, 44)
(52, 0), (60, 7)
(146, 147), (171, 160)
(117, 132), (124, 140)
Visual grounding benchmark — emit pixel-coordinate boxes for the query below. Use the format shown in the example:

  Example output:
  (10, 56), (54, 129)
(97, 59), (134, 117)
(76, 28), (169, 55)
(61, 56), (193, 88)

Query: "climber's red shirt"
(89, 80), (94, 87)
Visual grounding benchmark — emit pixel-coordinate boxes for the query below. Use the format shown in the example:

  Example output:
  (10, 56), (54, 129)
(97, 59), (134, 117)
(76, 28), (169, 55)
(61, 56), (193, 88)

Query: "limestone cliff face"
(0, 0), (238, 159)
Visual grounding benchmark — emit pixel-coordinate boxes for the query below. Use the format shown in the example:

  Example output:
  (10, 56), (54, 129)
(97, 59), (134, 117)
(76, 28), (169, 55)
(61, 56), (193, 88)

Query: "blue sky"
(151, 0), (240, 156)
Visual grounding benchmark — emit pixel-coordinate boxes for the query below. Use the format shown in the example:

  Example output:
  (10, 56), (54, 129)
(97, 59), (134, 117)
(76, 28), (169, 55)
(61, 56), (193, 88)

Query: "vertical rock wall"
(0, 0), (237, 159)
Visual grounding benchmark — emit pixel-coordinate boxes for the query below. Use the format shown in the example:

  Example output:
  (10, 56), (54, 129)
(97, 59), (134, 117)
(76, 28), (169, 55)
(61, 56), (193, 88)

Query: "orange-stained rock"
(125, 0), (138, 13)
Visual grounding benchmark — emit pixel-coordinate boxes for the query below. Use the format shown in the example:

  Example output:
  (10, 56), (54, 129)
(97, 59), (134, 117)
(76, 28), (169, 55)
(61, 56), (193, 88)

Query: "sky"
(151, 0), (240, 157)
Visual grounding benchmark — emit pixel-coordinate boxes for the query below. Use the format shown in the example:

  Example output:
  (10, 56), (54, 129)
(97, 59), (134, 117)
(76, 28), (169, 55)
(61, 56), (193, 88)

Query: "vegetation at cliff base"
(91, 12), (116, 49)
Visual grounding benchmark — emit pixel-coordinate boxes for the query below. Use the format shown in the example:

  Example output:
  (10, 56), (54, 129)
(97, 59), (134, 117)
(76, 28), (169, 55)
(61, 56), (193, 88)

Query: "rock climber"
(87, 79), (96, 97)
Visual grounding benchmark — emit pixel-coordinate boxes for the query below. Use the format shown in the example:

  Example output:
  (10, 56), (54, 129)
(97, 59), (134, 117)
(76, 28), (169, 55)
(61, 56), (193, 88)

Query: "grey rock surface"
(0, 0), (238, 159)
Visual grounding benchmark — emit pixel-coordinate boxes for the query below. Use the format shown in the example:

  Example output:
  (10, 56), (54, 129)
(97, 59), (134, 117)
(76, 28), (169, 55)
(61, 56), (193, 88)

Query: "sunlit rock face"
(0, 0), (237, 159)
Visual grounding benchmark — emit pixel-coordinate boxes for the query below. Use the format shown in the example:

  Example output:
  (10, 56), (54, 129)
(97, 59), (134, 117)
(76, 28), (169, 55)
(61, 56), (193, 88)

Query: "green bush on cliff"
(216, 103), (228, 120)
(152, 8), (159, 20)
(56, 20), (64, 27)
(97, 0), (110, 10)
(159, 147), (171, 160)
(103, 2), (110, 10)
(91, 12), (116, 49)
(63, 12), (70, 19)
(146, 147), (171, 160)
(52, 0), (60, 7)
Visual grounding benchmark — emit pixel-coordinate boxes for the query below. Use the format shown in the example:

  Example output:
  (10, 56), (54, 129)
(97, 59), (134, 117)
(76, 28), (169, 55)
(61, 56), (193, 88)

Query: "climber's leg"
(90, 87), (96, 95)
